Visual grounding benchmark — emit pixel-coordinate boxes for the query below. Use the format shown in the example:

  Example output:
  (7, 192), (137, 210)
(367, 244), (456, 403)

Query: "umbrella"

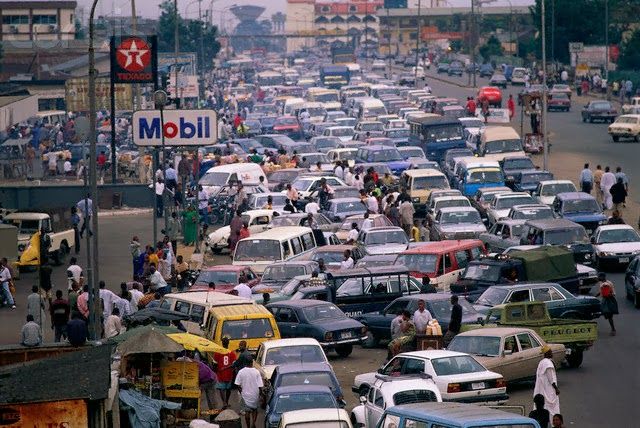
(167, 333), (232, 355)
(117, 326), (184, 356)
(108, 324), (181, 344)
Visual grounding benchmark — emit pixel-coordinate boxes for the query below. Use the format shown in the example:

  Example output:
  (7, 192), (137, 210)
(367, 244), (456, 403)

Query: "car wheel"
(612, 136), (619, 142)
(566, 349), (584, 368)
(335, 344), (353, 357)
(362, 332), (379, 348)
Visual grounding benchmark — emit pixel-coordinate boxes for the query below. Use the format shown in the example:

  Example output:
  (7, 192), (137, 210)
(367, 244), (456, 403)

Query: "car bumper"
(597, 254), (635, 265)
(321, 336), (367, 348)
(608, 130), (637, 137)
(589, 113), (617, 120)
(444, 392), (509, 404)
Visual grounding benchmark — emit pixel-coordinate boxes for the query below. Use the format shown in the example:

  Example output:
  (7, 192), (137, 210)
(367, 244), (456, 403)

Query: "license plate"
(342, 331), (353, 339)
(471, 382), (485, 390)
(620, 257), (629, 263)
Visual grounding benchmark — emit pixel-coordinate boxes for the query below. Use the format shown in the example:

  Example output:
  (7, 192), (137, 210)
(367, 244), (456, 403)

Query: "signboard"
(110, 35), (158, 84)
(571, 45), (607, 68)
(167, 75), (200, 99)
(65, 77), (133, 112)
(569, 42), (584, 53)
(132, 109), (217, 146)
(158, 52), (198, 75)
(0, 399), (88, 426)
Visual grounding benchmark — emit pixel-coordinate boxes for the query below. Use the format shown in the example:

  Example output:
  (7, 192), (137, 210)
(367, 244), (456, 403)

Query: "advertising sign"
(110, 35), (158, 84)
(167, 75), (200, 99)
(0, 399), (88, 426)
(65, 77), (133, 111)
(158, 52), (198, 75)
(132, 109), (217, 147)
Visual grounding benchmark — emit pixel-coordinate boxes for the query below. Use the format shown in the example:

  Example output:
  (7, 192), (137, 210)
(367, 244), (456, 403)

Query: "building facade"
(0, 0), (77, 42)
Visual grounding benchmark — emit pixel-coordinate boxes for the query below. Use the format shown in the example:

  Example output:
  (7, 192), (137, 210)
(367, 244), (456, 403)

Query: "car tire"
(612, 136), (619, 142)
(566, 349), (584, 368)
(335, 344), (353, 358)
(362, 332), (379, 348)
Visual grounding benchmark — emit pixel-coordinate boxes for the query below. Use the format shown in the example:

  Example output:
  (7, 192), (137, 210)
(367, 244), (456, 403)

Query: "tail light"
(447, 383), (461, 393)
(495, 378), (507, 388)
(325, 332), (333, 341)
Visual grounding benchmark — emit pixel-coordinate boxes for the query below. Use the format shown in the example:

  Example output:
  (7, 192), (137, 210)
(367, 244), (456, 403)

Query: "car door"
(249, 214), (271, 234)
(531, 286), (562, 317)
(515, 332), (544, 380)
(438, 252), (461, 290)
(273, 307), (300, 338)
(484, 223), (503, 251)
(625, 258), (639, 294)
(366, 387), (385, 428)
(500, 334), (525, 381)
(506, 289), (532, 304)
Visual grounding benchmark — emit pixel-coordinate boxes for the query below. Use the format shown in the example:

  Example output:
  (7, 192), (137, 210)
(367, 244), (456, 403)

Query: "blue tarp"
(119, 388), (181, 428)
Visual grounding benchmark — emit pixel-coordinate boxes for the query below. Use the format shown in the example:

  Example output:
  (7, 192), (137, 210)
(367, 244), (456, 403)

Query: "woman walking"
(597, 273), (618, 335)
(182, 204), (198, 246)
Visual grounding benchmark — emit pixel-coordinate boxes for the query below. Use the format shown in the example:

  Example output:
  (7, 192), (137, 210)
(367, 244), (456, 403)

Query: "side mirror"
(590, 236), (596, 244)
(377, 368), (384, 374)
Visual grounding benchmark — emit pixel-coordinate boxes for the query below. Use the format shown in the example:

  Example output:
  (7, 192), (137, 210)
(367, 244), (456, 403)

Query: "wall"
(0, 95), (38, 130)
(0, 183), (153, 210)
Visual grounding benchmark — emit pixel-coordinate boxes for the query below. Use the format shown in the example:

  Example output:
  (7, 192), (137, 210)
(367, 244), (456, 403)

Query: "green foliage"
(618, 28), (640, 70)
(479, 35), (504, 61)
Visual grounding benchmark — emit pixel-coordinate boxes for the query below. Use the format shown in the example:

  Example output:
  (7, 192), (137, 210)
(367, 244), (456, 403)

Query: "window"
(532, 287), (552, 302)
(528, 333), (541, 348)
(409, 32), (418, 41)
(374, 389), (384, 408)
(455, 250), (469, 269)
(404, 419), (429, 428)
(349, 5), (357, 12)
(33, 15), (57, 25)
(442, 253), (452, 273)
(255, 216), (270, 225)
(174, 301), (191, 315)
(517, 333), (534, 350)
(508, 290), (530, 303)
(290, 237), (303, 255)
(403, 358), (425, 375)
(2, 15), (29, 25)
(301, 233), (315, 251)
(282, 241), (291, 259)
(275, 307), (298, 323)
(504, 335), (519, 353)
(190, 304), (205, 323)
(549, 287), (565, 301)
(381, 415), (400, 428)
(469, 246), (482, 260)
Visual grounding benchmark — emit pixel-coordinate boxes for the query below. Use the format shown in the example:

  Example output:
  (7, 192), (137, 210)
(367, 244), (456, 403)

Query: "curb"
(98, 208), (153, 217)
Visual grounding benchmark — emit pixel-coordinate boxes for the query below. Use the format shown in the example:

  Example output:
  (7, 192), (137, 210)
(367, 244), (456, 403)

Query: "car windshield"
(562, 199), (600, 213)
(440, 211), (481, 224)
(396, 254), (437, 273)
(269, 170), (299, 182)
(254, 104), (278, 114)
(504, 158), (535, 170)
(262, 265), (307, 281)
(461, 119), (484, 128)
(386, 129), (410, 138)
(521, 173), (553, 184)
(448, 336), (502, 357)
(425, 125), (462, 141)
(597, 228), (640, 244)
(196, 270), (237, 285)
(511, 209), (552, 221)
(484, 139), (522, 154)
(265, 345), (325, 365)
(392, 390), (439, 406)
(591, 102), (611, 109)
(413, 175), (448, 190)
(293, 179), (315, 191)
(303, 303), (347, 322)
(315, 139), (340, 149)
(221, 318), (274, 339)
(360, 122), (384, 132)
(370, 149), (402, 162)
(467, 170), (504, 184)
(251, 195), (287, 207)
(315, 93), (339, 103)
(431, 355), (485, 375)
(274, 392), (336, 413)
(312, 251), (343, 263)
(616, 116), (639, 124)
(271, 216), (301, 227)
(199, 172), (229, 186)
(234, 239), (281, 261)
(435, 199), (470, 211)
(305, 154), (329, 164)
(399, 148), (423, 158)
(495, 196), (534, 209)
(330, 128), (354, 137)
(276, 117), (299, 126)
(540, 183), (576, 196)
(463, 263), (502, 281)
(336, 201), (363, 212)
(476, 287), (510, 306)
(307, 107), (326, 116)
(365, 230), (408, 245)
(12, 219), (40, 234)
(545, 228), (589, 245)
(279, 372), (335, 389)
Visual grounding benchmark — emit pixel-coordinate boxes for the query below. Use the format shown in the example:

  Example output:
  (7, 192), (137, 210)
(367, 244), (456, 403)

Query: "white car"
(206, 209), (274, 254)
(352, 350), (507, 404)
(247, 193), (288, 214)
(279, 408), (352, 428)
(533, 180), (577, 206)
(350, 374), (441, 428)
(254, 338), (328, 380)
(485, 192), (536, 226)
(357, 226), (409, 256)
(286, 175), (348, 199)
(371, 60), (386, 71)
(592, 225), (640, 268)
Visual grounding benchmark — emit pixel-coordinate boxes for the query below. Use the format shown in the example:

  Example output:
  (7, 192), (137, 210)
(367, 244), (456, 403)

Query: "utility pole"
(471, 0), (478, 88)
(414, 0), (421, 88)
(198, 0), (205, 102)
(174, 0), (180, 109)
(550, 0), (555, 65)
(386, 7), (391, 77)
(541, 0), (548, 170)
(604, 0), (609, 81)
(131, 0), (139, 109)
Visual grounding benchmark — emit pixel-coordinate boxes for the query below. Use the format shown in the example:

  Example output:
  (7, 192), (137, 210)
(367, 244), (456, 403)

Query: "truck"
(407, 115), (466, 163)
(3, 210), (75, 267)
(463, 301), (598, 368)
(320, 65), (350, 89)
(331, 44), (356, 64)
(449, 246), (582, 302)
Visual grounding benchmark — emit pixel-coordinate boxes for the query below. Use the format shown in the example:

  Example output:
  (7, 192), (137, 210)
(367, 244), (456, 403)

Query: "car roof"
(275, 362), (334, 374)
(402, 168), (445, 177)
(273, 385), (335, 396)
(457, 327), (537, 337)
(260, 338), (322, 350)
(556, 191), (596, 201)
(495, 192), (532, 199)
(596, 224), (637, 231)
(438, 206), (478, 213)
(201, 265), (249, 272)
(267, 299), (336, 309)
(329, 197), (362, 204)
(279, 408), (349, 424)
(386, 402), (538, 424)
(365, 226), (405, 233)
(401, 240), (482, 255)
(525, 218), (582, 229)
(490, 282), (563, 291)
(399, 349), (470, 359)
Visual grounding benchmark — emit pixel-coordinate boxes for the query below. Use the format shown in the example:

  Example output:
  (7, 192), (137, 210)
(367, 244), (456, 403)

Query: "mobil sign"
(132, 109), (217, 146)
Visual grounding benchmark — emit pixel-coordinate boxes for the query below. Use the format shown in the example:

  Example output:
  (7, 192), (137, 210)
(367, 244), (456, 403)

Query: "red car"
(547, 92), (571, 112)
(272, 116), (301, 133)
(477, 86), (503, 108)
(189, 265), (259, 293)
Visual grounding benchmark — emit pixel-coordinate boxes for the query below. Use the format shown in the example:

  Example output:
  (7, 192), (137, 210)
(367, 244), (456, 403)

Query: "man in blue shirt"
(165, 162), (178, 191)
(579, 163), (593, 194)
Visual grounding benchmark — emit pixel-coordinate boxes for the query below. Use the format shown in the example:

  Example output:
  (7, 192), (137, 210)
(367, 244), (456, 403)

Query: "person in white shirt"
(344, 167), (354, 186)
(361, 212), (374, 231)
(413, 299), (433, 334)
(67, 257), (83, 290)
(129, 283), (144, 310)
(346, 223), (359, 244)
(233, 276), (252, 299)
(305, 200), (320, 214)
(340, 249), (355, 270)
(334, 162), (344, 179)
(366, 195), (379, 214)
(114, 296), (132, 317)
(148, 265), (168, 293)
(99, 281), (117, 318)
(63, 160), (72, 175)
(234, 355), (263, 428)
(104, 307), (123, 338)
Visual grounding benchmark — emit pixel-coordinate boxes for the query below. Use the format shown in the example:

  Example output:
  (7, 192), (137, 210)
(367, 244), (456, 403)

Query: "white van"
(199, 163), (267, 193)
(159, 291), (253, 336)
(511, 67), (529, 85)
(478, 126), (525, 161)
(233, 226), (318, 274)
(357, 98), (387, 120)
(34, 110), (67, 127)
(283, 97), (305, 115)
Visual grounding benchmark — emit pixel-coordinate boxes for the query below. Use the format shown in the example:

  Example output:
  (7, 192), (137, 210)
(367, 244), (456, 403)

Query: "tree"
(479, 35), (504, 61)
(618, 28), (640, 70)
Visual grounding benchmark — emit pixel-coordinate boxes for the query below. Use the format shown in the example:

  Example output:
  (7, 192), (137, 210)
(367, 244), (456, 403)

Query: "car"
(335, 214), (393, 242)
(320, 197), (367, 222)
(255, 338), (328, 380)
(254, 261), (319, 292)
(480, 219), (527, 253)
(431, 207), (487, 241)
(426, 196), (472, 225)
(547, 92), (571, 111)
(532, 179), (577, 206)
(294, 244), (365, 271)
(190, 265), (259, 291)
(350, 374), (441, 428)
(608, 114), (640, 142)
(581, 100), (618, 123)
(447, 327), (566, 382)
(234, 138), (264, 154)
(478, 64), (494, 78)
(500, 156), (536, 183)
(485, 192), (536, 226)
(355, 145), (411, 175)
(552, 192), (607, 235)
(267, 300), (367, 357)
(273, 115), (303, 136)
(309, 136), (344, 153)
(247, 192), (289, 213)
(384, 128), (411, 145)
(372, 59), (386, 71)
(506, 204), (555, 221)
(288, 175), (348, 199)
(397, 146), (426, 161)
(447, 61), (464, 76)
(269, 213), (337, 233)
(621, 96), (640, 114)
(477, 86), (502, 107)
(592, 225), (640, 269)
(278, 408), (352, 428)
(355, 254), (397, 268)
(473, 283), (602, 320)
(551, 83), (572, 97)
(264, 385), (339, 428)
(206, 209), (274, 254)
(519, 219), (595, 266)
(353, 350), (507, 403)
(355, 293), (480, 348)
(489, 74), (507, 89)
(436, 62), (449, 74)
(469, 187), (512, 220)
(399, 73), (417, 86)
(625, 257), (640, 307)
(267, 168), (307, 192)
(270, 363), (344, 404)
(510, 170), (555, 193)
(357, 226), (410, 256)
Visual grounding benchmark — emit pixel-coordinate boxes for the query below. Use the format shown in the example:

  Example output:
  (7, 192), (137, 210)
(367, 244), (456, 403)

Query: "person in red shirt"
(239, 222), (250, 240)
(213, 337), (237, 408)
(97, 151), (107, 167)
(465, 97), (477, 116)
(507, 94), (515, 120)
(233, 113), (243, 129)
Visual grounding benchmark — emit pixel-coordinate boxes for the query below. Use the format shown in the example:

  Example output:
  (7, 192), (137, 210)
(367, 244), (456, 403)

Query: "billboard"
(0, 399), (88, 426)
(158, 52), (198, 75)
(132, 109), (217, 146)
(110, 35), (158, 84)
(167, 75), (200, 99)
(65, 77), (133, 112)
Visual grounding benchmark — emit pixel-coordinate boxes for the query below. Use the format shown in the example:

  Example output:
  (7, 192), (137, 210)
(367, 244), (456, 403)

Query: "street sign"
(132, 109), (217, 147)
(569, 42), (584, 53)
(110, 35), (158, 84)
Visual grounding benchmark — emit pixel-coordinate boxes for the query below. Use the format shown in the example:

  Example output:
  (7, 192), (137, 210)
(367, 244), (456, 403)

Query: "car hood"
(594, 242), (640, 254)
(387, 160), (412, 173)
(489, 208), (512, 219)
(561, 213), (607, 223)
(537, 195), (555, 206)
(440, 224), (487, 233)
(364, 243), (409, 255)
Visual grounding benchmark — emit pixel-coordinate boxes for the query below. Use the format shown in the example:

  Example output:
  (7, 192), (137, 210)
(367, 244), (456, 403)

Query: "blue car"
(266, 300), (367, 357)
(264, 385), (339, 428)
(355, 145), (411, 175)
(552, 192), (607, 235)
(511, 170), (554, 193)
(269, 363), (344, 404)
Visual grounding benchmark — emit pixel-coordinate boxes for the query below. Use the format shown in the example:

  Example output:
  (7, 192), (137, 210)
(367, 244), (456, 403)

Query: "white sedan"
(352, 350), (507, 404)
(205, 209), (274, 254)
(254, 338), (327, 380)
(593, 224), (640, 269)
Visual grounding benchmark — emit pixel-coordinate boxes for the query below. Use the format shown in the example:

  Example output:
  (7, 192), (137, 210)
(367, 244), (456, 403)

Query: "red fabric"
(213, 352), (236, 382)
(233, 115), (243, 128)
(97, 154), (107, 166)
(466, 99), (476, 115)
(507, 98), (515, 118)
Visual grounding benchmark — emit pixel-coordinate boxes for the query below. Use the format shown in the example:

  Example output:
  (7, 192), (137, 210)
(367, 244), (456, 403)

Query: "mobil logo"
(132, 110), (217, 146)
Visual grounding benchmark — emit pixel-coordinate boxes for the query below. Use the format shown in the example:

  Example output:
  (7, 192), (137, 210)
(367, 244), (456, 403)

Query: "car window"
(454, 250), (469, 269)
(374, 388), (384, 408)
(190, 305), (205, 323)
(469, 246), (482, 260)
(504, 335), (519, 353)
(291, 237), (303, 255)
(443, 253), (452, 273)
(532, 287), (552, 302)
(549, 287), (565, 301)
(275, 307), (298, 323)
(403, 358), (425, 375)
(381, 415), (401, 428)
(174, 301), (190, 315)
(528, 333), (541, 348)
(517, 333), (534, 350)
(404, 420), (429, 428)
(508, 290), (530, 303)
(368, 386), (376, 402)
(385, 300), (409, 315)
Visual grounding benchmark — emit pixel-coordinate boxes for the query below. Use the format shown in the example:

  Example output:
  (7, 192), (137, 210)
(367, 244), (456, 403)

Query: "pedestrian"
(600, 166), (616, 210)
(130, 283), (144, 310)
(21, 314), (42, 347)
(610, 177), (627, 212)
(166, 212), (181, 255)
(388, 310), (416, 357)
(182, 204), (198, 246)
(99, 280), (118, 317)
(551, 414), (564, 428)
(71, 206), (81, 254)
(103, 307), (122, 338)
(50, 289), (70, 342)
(130, 236), (143, 280)
(529, 394), (551, 428)
(419, 220), (430, 242)
(346, 223), (359, 245)
(26, 285), (46, 327)
(67, 311), (88, 346)
(233, 275), (252, 299)
(593, 164), (604, 204)
(399, 198), (415, 236)
(608, 209), (625, 225)
(341, 249), (355, 270)
(579, 163), (593, 194)
(76, 194), (93, 238)
(196, 358), (217, 411)
(534, 345), (560, 417)
(239, 222), (250, 240)
(411, 220), (421, 242)
(597, 273), (618, 335)
(615, 166), (629, 194)
(148, 265), (169, 296)
(413, 299), (433, 334)
(444, 295), (463, 346)
(234, 354), (263, 428)
(153, 178), (165, 218)
(0, 258), (16, 309)
(213, 337), (236, 408)
(507, 94), (515, 120)
(233, 340), (253, 371)
(165, 162), (177, 190)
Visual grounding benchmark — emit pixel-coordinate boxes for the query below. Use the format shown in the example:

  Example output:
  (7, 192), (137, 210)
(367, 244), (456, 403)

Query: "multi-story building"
(0, 0), (77, 42)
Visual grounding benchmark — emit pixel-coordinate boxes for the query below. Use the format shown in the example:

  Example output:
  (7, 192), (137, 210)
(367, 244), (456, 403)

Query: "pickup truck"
(463, 301), (597, 368)
(3, 211), (75, 266)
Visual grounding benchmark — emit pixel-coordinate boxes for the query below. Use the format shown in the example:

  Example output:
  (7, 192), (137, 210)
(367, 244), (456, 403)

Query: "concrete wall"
(0, 183), (153, 210)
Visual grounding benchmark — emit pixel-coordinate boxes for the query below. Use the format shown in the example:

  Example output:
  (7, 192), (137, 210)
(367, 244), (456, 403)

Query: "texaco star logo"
(116, 37), (150, 72)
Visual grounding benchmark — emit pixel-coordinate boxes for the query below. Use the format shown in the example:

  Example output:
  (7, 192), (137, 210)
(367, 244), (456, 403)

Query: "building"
(0, 0), (77, 42)
(284, 0), (315, 52)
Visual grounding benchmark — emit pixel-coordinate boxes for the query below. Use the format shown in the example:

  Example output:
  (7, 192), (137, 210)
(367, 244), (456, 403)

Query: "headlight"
(17, 244), (26, 252)
(584, 253), (592, 259)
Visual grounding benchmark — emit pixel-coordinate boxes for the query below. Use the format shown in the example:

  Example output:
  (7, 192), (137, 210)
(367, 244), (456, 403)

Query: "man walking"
(50, 290), (70, 342)
(214, 337), (236, 408)
(76, 194), (93, 238)
(234, 354), (263, 428)
(601, 166), (616, 210)
(534, 345), (560, 418)
(444, 295), (463, 346)
(399, 197), (415, 237)
(579, 163), (593, 194)
(593, 164), (604, 204)
(0, 258), (15, 309)
(27, 285), (46, 328)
